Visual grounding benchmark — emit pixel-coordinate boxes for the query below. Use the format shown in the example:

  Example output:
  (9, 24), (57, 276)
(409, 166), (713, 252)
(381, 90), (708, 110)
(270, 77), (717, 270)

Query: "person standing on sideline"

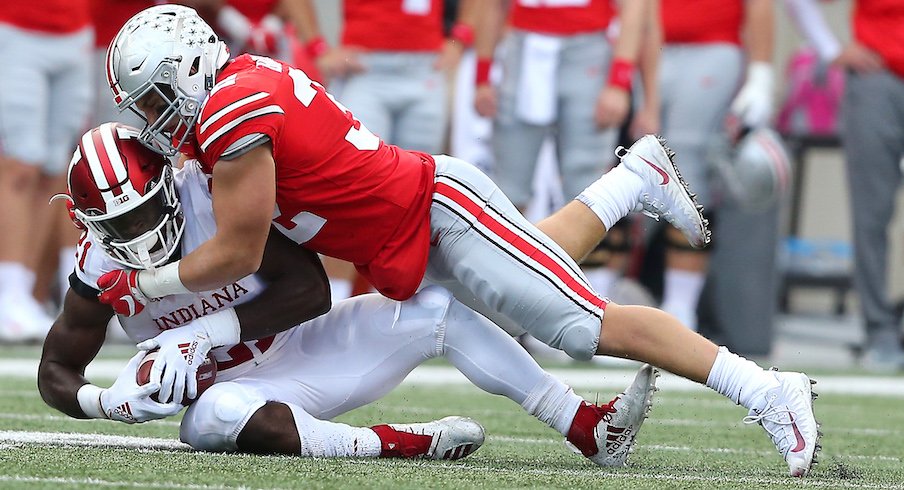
(653, 0), (775, 332)
(0, 0), (93, 342)
(784, 0), (904, 371)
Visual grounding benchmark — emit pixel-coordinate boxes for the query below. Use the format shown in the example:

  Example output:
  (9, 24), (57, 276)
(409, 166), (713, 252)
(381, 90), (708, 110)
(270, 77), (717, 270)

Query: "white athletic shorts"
(213, 291), (446, 421)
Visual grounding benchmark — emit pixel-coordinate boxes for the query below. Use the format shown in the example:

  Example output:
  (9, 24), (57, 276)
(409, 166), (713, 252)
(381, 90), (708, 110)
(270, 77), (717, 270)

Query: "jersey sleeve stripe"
(199, 91), (270, 134)
(200, 105), (285, 153)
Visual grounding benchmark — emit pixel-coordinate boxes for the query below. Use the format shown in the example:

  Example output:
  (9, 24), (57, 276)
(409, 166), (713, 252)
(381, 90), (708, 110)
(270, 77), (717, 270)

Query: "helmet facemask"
(75, 164), (185, 269)
(118, 60), (203, 157)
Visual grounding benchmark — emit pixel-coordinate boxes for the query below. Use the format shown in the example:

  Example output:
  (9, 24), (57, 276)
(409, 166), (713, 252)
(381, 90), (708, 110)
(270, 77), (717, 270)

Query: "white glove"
(90, 351), (183, 423)
(136, 309), (241, 404)
(730, 61), (775, 129)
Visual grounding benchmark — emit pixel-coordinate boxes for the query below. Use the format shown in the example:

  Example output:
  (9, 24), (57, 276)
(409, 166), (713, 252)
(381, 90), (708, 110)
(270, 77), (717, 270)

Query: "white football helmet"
(64, 123), (185, 269)
(715, 128), (793, 211)
(106, 5), (229, 156)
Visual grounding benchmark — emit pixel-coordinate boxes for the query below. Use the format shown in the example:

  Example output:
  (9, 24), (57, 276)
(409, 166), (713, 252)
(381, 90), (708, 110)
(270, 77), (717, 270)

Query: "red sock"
(566, 400), (618, 457)
(371, 425), (433, 458)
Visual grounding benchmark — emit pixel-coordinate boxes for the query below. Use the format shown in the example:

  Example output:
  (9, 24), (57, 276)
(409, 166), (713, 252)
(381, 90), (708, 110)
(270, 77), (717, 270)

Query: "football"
(135, 348), (218, 405)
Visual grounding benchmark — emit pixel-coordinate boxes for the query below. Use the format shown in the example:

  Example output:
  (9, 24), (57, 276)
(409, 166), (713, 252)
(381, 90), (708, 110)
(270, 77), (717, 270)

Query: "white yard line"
(4, 360), (904, 397)
(0, 475), (265, 490)
(1, 429), (900, 466)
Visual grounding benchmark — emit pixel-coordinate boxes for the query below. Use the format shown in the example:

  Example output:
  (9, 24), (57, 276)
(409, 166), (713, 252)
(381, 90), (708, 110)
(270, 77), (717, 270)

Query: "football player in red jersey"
(40, 123), (659, 465)
(99, 5), (819, 476)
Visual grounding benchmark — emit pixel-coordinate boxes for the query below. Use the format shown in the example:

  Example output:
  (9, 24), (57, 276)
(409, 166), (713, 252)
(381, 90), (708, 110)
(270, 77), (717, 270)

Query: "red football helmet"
(65, 123), (185, 269)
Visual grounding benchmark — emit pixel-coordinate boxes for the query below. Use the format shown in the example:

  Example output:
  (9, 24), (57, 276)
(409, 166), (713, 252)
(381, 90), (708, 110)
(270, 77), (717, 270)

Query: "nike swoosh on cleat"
(639, 155), (670, 186)
(789, 413), (807, 453)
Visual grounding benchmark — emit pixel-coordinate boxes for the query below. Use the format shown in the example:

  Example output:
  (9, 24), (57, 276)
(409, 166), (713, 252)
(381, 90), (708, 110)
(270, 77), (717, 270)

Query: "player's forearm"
(745, 0), (774, 64)
(781, 0), (842, 62)
(37, 360), (93, 419)
(611, 0), (647, 64)
(282, 0), (322, 42)
(474, 0), (504, 61)
(638, 0), (662, 110)
(141, 147), (276, 298)
(183, 232), (265, 290)
(38, 305), (108, 419)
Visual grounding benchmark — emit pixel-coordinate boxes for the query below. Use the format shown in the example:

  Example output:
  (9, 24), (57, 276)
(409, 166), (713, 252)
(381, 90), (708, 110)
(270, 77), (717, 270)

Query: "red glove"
(97, 269), (148, 316)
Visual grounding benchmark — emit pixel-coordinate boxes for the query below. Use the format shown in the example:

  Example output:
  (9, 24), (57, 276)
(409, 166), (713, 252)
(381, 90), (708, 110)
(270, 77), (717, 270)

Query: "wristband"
(196, 308), (242, 347)
(77, 383), (107, 419)
(475, 57), (492, 85)
(607, 58), (634, 91)
(304, 36), (329, 59)
(450, 22), (475, 47)
(138, 261), (191, 299)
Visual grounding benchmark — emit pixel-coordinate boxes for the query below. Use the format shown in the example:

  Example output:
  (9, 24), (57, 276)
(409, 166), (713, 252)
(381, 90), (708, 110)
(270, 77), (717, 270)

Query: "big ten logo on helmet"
(153, 282), (250, 330)
(110, 195), (131, 208)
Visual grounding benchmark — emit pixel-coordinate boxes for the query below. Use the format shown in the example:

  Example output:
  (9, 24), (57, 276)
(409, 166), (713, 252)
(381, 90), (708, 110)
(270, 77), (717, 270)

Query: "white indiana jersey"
(74, 161), (290, 379)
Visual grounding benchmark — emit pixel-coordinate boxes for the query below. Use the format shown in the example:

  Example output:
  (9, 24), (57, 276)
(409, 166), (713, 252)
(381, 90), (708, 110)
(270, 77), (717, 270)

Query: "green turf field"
(1, 349), (903, 489)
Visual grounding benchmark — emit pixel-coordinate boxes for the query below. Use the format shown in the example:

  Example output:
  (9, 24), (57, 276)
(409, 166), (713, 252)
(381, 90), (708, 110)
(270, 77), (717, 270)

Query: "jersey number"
(287, 67), (380, 151)
(252, 56), (377, 244)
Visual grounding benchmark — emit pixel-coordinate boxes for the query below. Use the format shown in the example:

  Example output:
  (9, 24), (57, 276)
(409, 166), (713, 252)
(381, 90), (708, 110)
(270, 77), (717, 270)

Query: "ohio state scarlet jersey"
(509, 0), (612, 36)
(855, 0), (904, 79)
(661, 0), (742, 45)
(73, 161), (289, 380)
(342, 0), (444, 51)
(190, 54), (435, 300)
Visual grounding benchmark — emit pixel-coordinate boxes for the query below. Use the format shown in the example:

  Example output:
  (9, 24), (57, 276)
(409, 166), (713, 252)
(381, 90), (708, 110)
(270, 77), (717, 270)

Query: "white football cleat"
(744, 370), (821, 477)
(376, 416), (485, 460)
(565, 363), (659, 466)
(617, 134), (711, 248)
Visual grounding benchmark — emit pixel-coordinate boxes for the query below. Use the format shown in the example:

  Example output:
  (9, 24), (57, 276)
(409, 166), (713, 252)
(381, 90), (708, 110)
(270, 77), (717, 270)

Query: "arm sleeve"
(69, 273), (100, 301)
(221, 133), (271, 160)
(781, 0), (843, 62)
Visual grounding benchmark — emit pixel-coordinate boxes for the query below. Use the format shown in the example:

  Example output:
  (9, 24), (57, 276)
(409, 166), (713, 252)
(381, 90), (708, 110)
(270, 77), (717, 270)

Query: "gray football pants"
(842, 69), (904, 342)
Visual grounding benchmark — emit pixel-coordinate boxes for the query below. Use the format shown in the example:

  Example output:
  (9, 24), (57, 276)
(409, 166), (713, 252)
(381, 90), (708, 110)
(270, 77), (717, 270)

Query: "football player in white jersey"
(38, 123), (659, 465)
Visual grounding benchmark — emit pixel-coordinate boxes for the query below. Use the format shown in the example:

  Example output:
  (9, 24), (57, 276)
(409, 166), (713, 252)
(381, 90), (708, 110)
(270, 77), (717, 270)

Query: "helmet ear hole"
(189, 56), (201, 76)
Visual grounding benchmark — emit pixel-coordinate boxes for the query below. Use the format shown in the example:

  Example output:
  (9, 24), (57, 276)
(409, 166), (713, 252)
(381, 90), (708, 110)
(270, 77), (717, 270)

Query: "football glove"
(136, 310), (239, 404)
(99, 351), (183, 423)
(98, 269), (148, 316)
(730, 62), (774, 129)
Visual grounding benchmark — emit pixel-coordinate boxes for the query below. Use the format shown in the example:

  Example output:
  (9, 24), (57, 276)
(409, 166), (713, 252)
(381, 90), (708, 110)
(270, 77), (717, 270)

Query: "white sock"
(0, 262), (36, 297)
(520, 374), (583, 436)
(288, 403), (382, 457)
(660, 269), (705, 331)
(575, 164), (644, 230)
(705, 346), (779, 411)
(58, 247), (77, 306)
(329, 278), (353, 303)
(583, 266), (619, 296)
